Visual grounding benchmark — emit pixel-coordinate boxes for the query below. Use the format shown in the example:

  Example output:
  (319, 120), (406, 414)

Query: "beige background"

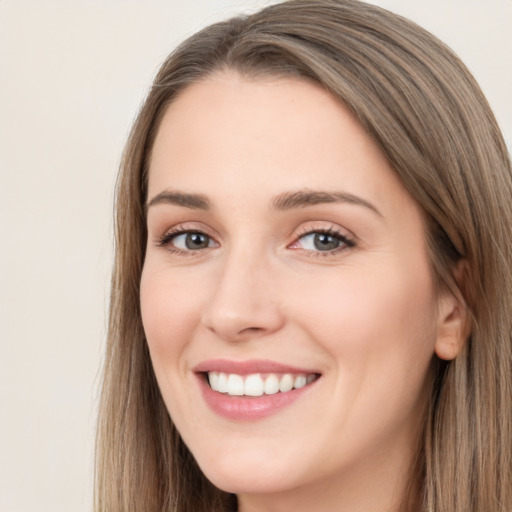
(0, 1), (510, 511)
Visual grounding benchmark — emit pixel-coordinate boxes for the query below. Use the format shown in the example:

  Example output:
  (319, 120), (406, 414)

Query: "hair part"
(95, 1), (512, 510)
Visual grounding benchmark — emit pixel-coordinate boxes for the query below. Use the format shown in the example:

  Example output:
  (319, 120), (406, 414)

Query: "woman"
(95, 1), (512, 511)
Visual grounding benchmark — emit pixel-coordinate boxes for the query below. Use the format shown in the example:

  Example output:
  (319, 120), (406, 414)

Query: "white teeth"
(294, 375), (307, 389)
(279, 373), (294, 392)
(208, 371), (219, 391)
(227, 374), (244, 396)
(244, 374), (264, 396)
(218, 372), (228, 393)
(207, 371), (317, 396)
(264, 374), (280, 395)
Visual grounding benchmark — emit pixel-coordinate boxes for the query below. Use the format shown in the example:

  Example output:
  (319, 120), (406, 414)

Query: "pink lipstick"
(194, 359), (320, 421)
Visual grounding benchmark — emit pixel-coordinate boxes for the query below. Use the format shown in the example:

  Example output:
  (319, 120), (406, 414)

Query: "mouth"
(206, 371), (318, 397)
(194, 359), (321, 420)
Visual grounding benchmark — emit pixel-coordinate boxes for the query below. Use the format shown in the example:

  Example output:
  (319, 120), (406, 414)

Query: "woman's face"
(141, 72), (459, 507)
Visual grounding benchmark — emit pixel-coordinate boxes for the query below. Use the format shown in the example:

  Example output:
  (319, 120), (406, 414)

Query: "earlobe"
(434, 288), (469, 361)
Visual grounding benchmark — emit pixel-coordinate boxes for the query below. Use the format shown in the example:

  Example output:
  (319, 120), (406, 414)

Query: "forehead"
(148, 71), (416, 220)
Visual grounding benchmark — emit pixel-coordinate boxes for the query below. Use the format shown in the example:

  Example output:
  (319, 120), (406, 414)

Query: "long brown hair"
(95, 1), (512, 510)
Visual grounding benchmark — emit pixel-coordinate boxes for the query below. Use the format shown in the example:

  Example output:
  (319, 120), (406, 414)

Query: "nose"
(200, 247), (285, 343)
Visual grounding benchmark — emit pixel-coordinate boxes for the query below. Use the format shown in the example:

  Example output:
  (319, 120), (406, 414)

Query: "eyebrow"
(146, 190), (211, 212)
(146, 188), (382, 217)
(271, 190), (382, 217)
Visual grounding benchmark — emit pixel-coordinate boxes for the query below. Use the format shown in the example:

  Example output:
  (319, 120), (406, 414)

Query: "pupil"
(314, 233), (339, 251)
(186, 233), (208, 249)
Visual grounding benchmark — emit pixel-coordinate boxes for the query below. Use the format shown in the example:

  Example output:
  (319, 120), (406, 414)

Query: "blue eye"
(296, 230), (354, 253)
(174, 232), (212, 250)
(159, 230), (216, 252)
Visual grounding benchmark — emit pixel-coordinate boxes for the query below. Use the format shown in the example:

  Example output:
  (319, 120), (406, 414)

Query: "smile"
(207, 371), (317, 396)
(194, 360), (321, 420)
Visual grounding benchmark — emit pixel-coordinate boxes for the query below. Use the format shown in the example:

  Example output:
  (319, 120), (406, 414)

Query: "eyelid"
(153, 221), (355, 257)
(288, 223), (356, 254)
(293, 222), (353, 238)
(156, 223), (219, 254)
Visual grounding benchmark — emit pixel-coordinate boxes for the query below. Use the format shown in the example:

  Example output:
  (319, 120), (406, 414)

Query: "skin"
(140, 71), (464, 512)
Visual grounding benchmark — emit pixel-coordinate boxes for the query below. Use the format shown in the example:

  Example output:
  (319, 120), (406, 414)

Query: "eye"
(172, 232), (214, 250)
(290, 228), (355, 254)
(158, 229), (217, 253)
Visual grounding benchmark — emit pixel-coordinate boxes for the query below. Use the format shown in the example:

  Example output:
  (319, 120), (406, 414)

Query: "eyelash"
(290, 227), (355, 257)
(156, 225), (355, 257)
(156, 224), (215, 257)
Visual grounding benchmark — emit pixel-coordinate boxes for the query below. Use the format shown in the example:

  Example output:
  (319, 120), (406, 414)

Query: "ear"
(434, 263), (470, 361)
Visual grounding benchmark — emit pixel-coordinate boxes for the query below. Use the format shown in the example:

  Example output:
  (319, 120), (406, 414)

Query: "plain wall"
(0, 1), (510, 511)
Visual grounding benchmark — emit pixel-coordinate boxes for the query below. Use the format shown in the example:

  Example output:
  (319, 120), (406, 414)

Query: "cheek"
(140, 262), (205, 368)
(294, 265), (436, 349)
(140, 261), (218, 434)
(291, 261), (438, 409)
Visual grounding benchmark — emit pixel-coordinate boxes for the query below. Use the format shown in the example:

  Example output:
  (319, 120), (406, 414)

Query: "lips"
(194, 359), (320, 420)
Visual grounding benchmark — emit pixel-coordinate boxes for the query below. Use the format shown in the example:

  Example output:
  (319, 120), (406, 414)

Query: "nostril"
(243, 327), (264, 333)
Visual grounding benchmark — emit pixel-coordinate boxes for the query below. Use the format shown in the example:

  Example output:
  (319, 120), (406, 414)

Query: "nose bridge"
(201, 236), (283, 341)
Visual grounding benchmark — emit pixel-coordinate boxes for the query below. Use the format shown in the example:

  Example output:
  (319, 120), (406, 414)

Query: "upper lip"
(193, 358), (319, 375)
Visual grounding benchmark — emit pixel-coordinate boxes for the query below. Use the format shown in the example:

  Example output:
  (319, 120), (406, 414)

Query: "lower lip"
(197, 374), (317, 421)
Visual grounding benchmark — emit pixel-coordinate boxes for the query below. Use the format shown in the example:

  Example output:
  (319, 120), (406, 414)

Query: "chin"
(193, 447), (304, 495)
